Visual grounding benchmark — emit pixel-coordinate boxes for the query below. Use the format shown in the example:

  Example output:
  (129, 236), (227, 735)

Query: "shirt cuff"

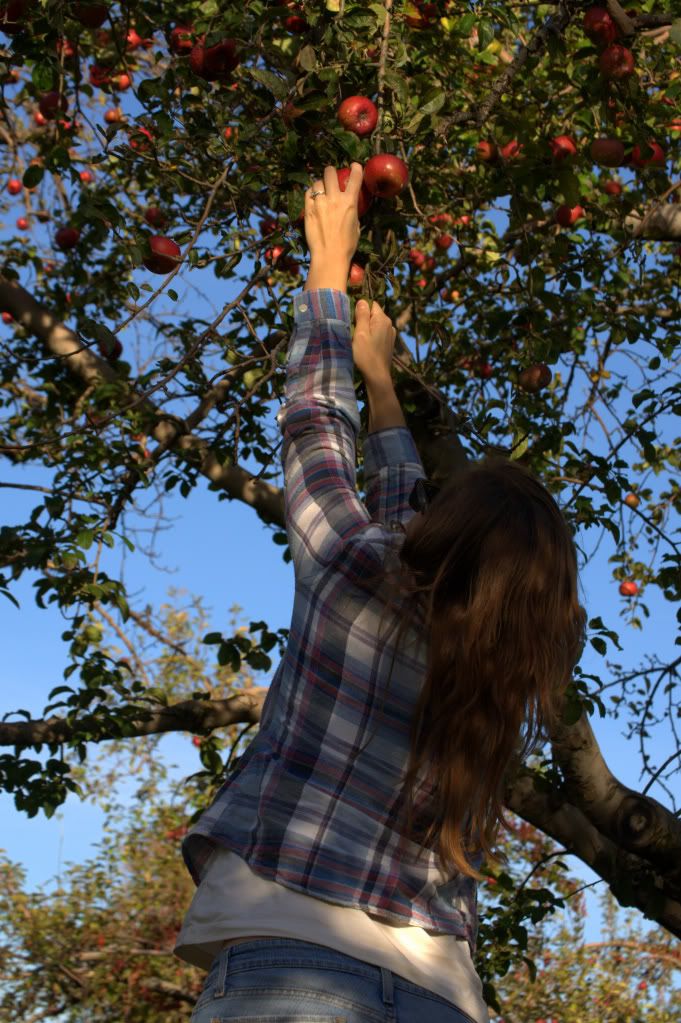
(292, 289), (351, 325)
(363, 427), (424, 476)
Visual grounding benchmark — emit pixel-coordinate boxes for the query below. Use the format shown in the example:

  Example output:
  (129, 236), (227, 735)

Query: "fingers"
(305, 177), (325, 203)
(323, 166), (337, 195)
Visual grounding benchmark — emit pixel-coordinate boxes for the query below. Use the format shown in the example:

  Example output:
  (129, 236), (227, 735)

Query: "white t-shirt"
(174, 844), (489, 1023)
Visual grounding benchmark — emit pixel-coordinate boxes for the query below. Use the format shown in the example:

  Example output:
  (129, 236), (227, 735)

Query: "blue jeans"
(189, 938), (479, 1023)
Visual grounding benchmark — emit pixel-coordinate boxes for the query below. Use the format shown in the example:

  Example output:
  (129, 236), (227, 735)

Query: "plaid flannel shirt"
(182, 288), (480, 955)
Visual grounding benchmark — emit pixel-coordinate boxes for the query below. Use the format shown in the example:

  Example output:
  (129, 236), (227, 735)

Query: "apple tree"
(0, 0), (680, 1005)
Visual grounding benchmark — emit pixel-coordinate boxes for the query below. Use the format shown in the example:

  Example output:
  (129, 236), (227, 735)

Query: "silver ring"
(309, 189), (326, 199)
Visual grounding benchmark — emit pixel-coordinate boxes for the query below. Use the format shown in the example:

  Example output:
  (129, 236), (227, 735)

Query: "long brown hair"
(360, 454), (587, 882)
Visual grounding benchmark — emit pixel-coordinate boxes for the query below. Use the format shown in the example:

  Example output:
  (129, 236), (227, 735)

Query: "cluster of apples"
(167, 23), (240, 83)
(583, 6), (635, 81)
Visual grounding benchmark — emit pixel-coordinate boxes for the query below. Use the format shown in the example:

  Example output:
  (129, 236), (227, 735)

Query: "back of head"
(373, 454), (587, 880)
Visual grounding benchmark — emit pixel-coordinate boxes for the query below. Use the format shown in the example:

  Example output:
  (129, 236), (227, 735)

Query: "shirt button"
(299, 303), (308, 312)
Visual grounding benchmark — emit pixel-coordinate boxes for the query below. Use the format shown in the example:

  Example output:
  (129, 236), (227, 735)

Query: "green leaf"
(590, 636), (607, 656)
(477, 20), (495, 51)
(557, 167), (581, 206)
(23, 164), (45, 189)
(297, 44), (316, 71)
(246, 67), (289, 99)
(457, 12), (476, 35)
(202, 632), (223, 645)
(31, 64), (55, 93)
(670, 19), (681, 47)
(529, 267), (545, 294)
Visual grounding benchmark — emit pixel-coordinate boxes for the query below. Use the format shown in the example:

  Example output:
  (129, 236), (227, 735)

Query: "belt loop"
(380, 966), (394, 1011)
(214, 945), (231, 998)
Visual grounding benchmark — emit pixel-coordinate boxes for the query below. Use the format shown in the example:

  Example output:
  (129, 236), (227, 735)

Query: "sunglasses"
(409, 478), (440, 514)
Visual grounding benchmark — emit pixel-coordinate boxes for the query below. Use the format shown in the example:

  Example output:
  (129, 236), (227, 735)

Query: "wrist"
(304, 254), (351, 293)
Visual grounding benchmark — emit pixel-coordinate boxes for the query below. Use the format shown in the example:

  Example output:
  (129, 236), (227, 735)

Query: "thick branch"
(505, 767), (681, 939)
(605, 0), (636, 36)
(551, 713), (681, 886)
(0, 688), (269, 746)
(624, 205), (681, 241)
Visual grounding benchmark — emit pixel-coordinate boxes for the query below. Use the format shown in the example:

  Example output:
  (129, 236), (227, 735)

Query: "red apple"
(265, 245), (285, 265)
(104, 107), (123, 123)
(284, 14), (308, 31)
(0, 0), (31, 35)
(56, 36), (76, 58)
(259, 218), (278, 235)
(476, 140), (499, 163)
(603, 179), (623, 195)
(16, 215), (28, 229)
(631, 141), (665, 169)
(144, 206), (167, 228)
(518, 363), (552, 393)
(7, 178), (22, 195)
(348, 262), (365, 287)
(583, 7), (617, 48)
(169, 24), (195, 55)
(128, 126), (153, 151)
(98, 337), (122, 361)
(550, 135), (577, 162)
(113, 73), (132, 91)
(428, 213), (455, 226)
(38, 91), (68, 120)
(599, 44), (635, 80)
(362, 153), (409, 199)
(590, 137), (626, 167)
(500, 139), (523, 161)
(55, 225), (80, 249)
(555, 204), (585, 227)
(143, 236), (181, 274)
(34, 110), (47, 126)
(189, 39), (239, 82)
(126, 28), (153, 50)
(79, 169), (93, 183)
(623, 492), (640, 508)
(71, 3), (108, 28)
(619, 580), (638, 596)
(409, 248), (426, 268)
(337, 95), (379, 138)
(192, 736), (201, 747)
(336, 166), (373, 217)
(435, 233), (454, 250)
(476, 360), (493, 380)
(223, 125), (238, 141)
(89, 64), (113, 88)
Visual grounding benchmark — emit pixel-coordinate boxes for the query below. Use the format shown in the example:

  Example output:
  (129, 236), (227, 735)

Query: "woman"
(175, 164), (587, 1022)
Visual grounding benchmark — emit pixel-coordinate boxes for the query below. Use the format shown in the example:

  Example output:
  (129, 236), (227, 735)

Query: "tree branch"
(551, 713), (681, 887)
(0, 275), (286, 531)
(0, 688), (269, 746)
(505, 766), (681, 940)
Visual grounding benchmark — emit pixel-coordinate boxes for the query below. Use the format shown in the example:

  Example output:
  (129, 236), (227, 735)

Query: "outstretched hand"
(351, 299), (397, 384)
(304, 162), (363, 268)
